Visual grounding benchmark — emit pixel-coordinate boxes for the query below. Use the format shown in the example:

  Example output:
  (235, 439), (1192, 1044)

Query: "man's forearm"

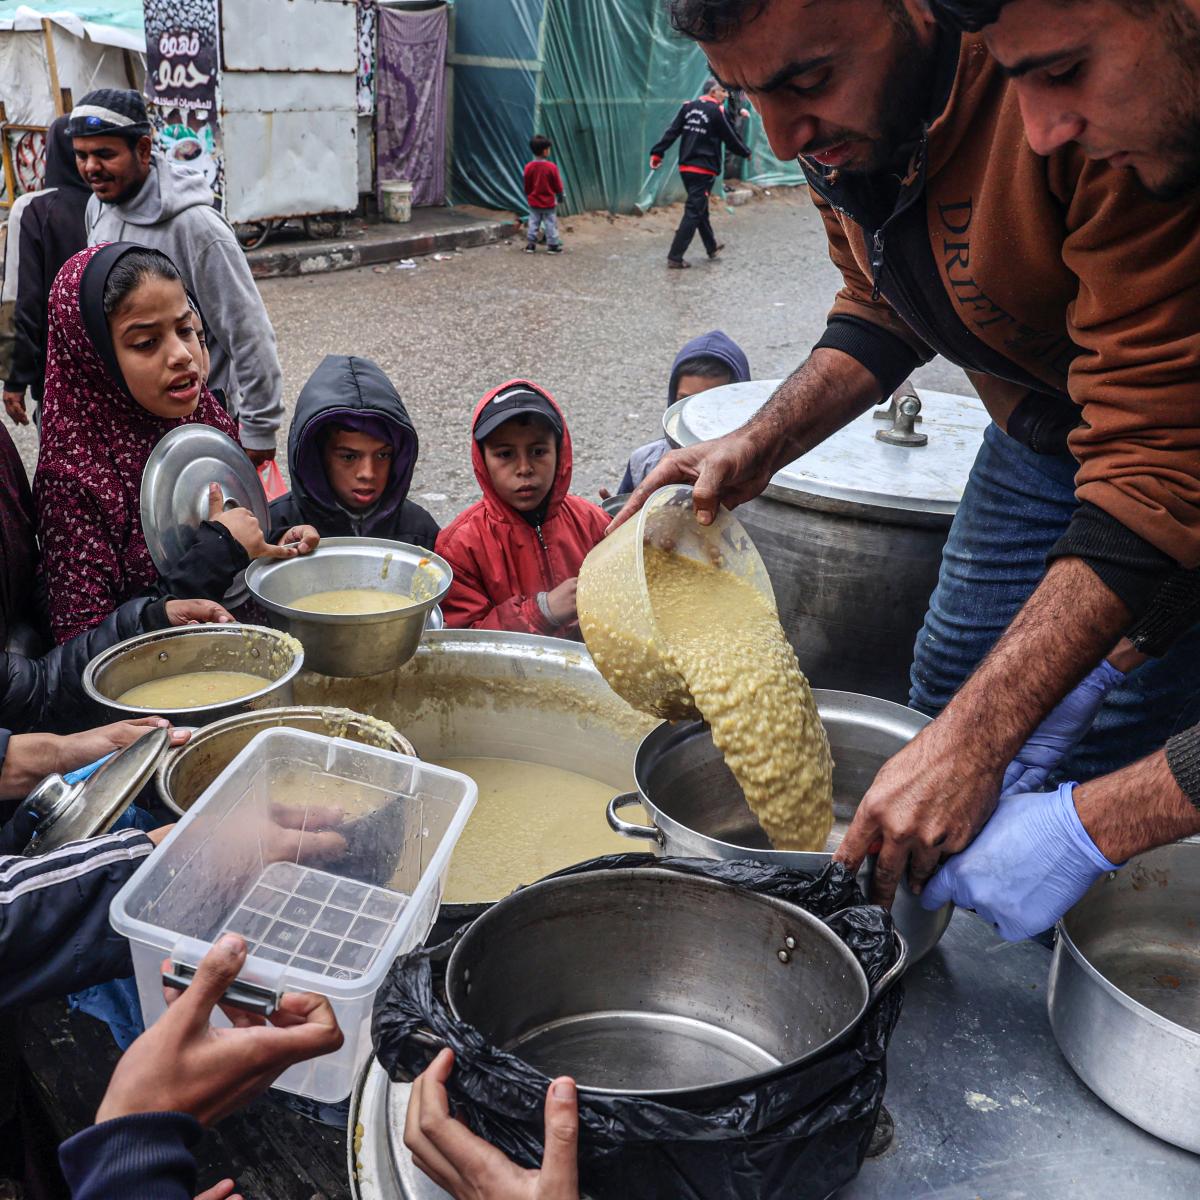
(1074, 749), (1200, 863)
(0, 733), (66, 799)
(744, 347), (882, 471)
(934, 557), (1131, 772)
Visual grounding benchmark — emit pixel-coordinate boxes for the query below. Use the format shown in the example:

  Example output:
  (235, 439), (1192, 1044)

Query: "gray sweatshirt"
(85, 155), (283, 450)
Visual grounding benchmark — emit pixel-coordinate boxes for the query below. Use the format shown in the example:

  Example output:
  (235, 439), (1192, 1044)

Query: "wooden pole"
(42, 19), (64, 117)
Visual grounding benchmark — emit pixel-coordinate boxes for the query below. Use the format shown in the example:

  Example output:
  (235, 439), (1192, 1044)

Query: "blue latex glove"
(1000, 660), (1125, 797)
(919, 782), (1121, 941)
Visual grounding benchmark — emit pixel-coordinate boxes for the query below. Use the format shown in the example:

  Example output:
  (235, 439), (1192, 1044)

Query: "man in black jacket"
(269, 355), (438, 549)
(3, 117), (90, 427)
(650, 79), (752, 268)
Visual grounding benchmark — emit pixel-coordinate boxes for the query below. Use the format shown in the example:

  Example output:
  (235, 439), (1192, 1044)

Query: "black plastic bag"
(374, 857), (903, 1200)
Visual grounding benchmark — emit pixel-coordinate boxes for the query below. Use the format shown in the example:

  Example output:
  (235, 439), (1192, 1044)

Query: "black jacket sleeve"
(0, 595), (170, 736)
(1047, 501), (1175, 617)
(650, 105), (687, 159)
(0, 828), (153, 1010)
(157, 522), (249, 604)
(713, 107), (752, 158)
(1166, 725), (1200, 810)
(400, 501), (441, 553)
(4, 204), (48, 394)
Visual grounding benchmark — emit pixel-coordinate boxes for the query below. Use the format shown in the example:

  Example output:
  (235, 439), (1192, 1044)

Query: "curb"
(246, 216), (520, 280)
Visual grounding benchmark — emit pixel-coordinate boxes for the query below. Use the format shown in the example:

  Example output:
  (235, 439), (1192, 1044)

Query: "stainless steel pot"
(246, 537), (452, 677)
(606, 690), (952, 963)
(444, 867), (905, 1103)
(1048, 839), (1200, 1153)
(671, 380), (989, 702)
(83, 624), (304, 727)
(155, 705), (416, 816)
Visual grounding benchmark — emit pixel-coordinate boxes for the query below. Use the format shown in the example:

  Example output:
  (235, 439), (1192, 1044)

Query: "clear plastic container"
(110, 728), (477, 1101)
(578, 484), (775, 718)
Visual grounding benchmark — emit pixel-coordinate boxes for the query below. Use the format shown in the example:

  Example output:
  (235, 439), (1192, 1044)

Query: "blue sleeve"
(59, 1112), (202, 1200)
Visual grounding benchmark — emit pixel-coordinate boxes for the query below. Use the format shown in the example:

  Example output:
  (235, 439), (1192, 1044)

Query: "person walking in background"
(2, 117), (90, 429)
(68, 88), (283, 465)
(650, 78), (751, 268)
(523, 136), (565, 254)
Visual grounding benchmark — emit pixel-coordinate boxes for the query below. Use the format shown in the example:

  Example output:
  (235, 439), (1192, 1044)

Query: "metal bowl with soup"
(83, 624), (304, 727)
(246, 537), (452, 678)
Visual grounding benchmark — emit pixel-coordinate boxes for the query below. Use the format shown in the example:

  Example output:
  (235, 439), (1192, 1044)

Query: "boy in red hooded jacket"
(436, 381), (608, 637)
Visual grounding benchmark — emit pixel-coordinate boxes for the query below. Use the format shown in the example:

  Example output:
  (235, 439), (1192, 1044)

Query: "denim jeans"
(910, 422), (1200, 782)
(527, 206), (560, 247)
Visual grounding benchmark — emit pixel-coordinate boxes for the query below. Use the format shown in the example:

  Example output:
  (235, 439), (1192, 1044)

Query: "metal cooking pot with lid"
(607, 689), (953, 963)
(671, 379), (989, 702)
(440, 868), (906, 1102)
(1048, 838), (1200, 1153)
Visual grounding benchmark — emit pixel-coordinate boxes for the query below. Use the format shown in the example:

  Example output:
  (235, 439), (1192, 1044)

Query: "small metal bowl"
(83, 624), (304, 727)
(156, 705), (416, 816)
(244, 537), (453, 678)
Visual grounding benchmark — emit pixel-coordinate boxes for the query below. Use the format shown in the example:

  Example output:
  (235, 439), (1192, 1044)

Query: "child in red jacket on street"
(436, 381), (608, 638)
(522, 136), (564, 254)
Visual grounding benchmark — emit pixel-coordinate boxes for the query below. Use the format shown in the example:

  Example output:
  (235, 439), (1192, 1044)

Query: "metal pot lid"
(140, 425), (269, 605)
(18, 726), (171, 856)
(670, 379), (991, 517)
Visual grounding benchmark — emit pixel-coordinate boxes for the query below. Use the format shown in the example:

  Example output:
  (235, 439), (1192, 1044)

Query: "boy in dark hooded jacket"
(436, 381), (608, 638)
(269, 355), (438, 549)
(617, 330), (750, 495)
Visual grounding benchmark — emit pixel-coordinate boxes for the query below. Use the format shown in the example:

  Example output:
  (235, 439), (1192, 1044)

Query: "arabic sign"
(143, 0), (223, 200)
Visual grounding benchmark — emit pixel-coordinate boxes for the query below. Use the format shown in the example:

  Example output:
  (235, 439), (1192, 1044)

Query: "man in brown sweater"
(612, 0), (1200, 906)
(904, 0), (1200, 934)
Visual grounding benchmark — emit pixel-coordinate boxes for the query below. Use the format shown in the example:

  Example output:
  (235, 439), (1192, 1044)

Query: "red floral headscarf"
(34, 242), (239, 643)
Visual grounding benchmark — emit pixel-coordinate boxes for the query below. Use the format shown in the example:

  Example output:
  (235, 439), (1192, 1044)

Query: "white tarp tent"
(0, 3), (144, 128)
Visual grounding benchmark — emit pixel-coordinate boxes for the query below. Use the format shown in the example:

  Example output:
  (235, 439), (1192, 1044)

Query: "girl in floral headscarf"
(34, 243), (316, 644)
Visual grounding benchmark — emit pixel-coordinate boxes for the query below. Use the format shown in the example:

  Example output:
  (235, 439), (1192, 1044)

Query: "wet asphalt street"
(9, 189), (972, 523)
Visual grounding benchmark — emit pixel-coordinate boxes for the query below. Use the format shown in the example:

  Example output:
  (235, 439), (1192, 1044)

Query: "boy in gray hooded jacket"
(69, 89), (283, 463)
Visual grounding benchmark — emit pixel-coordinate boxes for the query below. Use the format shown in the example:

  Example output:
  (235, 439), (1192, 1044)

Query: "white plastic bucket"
(380, 180), (414, 223)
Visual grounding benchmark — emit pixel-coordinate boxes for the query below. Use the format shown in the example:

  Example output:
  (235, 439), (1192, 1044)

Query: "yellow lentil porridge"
(291, 588), (417, 615)
(117, 670), (267, 708)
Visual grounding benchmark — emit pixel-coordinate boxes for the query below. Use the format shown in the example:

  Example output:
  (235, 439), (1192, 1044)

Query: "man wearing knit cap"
(69, 88), (282, 465)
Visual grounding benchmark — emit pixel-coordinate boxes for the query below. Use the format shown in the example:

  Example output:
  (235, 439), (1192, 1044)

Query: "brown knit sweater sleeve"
(1059, 163), (1200, 570)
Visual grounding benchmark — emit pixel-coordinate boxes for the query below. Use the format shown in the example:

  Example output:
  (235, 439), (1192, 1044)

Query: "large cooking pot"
(442, 867), (906, 1103)
(293, 630), (656, 918)
(1048, 839), (1200, 1153)
(156, 705), (416, 816)
(83, 624), (304, 727)
(607, 690), (952, 963)
(671, 380), (989, 702)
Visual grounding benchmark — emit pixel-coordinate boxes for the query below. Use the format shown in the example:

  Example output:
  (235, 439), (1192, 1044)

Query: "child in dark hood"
(616, 330), (750, 494)
(436, 381), (608, 637)
(268, 356), (438, 549)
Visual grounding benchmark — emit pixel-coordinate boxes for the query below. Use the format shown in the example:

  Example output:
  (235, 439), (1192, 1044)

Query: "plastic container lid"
(110, 727), (477, 1101)
(671, 380), (990, 518)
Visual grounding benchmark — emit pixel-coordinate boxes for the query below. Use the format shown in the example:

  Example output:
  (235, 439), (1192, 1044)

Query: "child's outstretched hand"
(207, 483), (295, 561)
(277, 525), (320, 555)
(546, 578), (578, 626)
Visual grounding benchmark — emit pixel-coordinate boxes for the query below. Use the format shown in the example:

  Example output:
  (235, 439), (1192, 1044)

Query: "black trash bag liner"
(373, 857), (903, 1200)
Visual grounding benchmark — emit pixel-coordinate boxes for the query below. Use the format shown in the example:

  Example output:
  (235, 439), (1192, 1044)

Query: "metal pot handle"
(606, 792), (662, 843)
(869, 931), (908, 1006)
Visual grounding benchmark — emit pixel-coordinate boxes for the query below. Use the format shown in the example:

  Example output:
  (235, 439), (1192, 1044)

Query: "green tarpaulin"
(447, 0), (803, 215)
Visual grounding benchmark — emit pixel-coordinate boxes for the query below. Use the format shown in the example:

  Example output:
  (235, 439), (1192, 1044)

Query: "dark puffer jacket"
(269, 355), (439, 550)
(1, 595), (171, 736)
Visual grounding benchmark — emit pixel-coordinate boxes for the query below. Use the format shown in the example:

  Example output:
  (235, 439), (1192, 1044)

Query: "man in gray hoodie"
(68, 89), (282, 463)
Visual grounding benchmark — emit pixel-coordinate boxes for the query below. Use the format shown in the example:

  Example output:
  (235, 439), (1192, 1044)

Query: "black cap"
(473, 386), (563, 442)
(67, 89), (152, 140)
